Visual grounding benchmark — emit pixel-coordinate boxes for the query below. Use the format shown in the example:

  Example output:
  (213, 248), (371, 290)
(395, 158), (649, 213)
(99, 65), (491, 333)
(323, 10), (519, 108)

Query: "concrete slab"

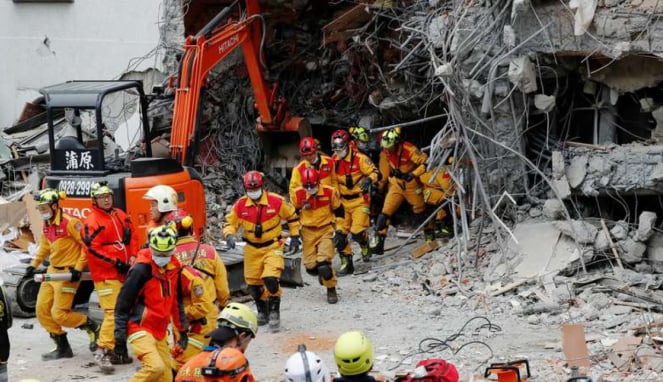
(510, 222), (581, 278)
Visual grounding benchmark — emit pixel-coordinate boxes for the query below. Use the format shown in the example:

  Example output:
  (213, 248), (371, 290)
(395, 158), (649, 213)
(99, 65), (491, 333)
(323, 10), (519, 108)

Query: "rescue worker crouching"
(26, 189), (100, 361)
(114, 226), (188, 382)
(292, 167), (345, 304)
(284, 344), (331, 382)
(175, 302), (258, 382)
(419, 157), (457, 240)
(330, 129), (379, 273)
(375, 127), (428, 255)
(223, 171), (300, 331)
(289, 137), (334, 205)
(82, 182), (138, 373)
(333, 331), (376, 382)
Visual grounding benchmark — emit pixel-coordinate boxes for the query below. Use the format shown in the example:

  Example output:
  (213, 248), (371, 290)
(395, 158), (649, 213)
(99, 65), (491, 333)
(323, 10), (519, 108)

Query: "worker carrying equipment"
(284, 344), (331, 382)
(330, 129), (379, 272)
(223, 171), (300, 331)
(28, 188), (100, 362)
(289, 137), (334, 206)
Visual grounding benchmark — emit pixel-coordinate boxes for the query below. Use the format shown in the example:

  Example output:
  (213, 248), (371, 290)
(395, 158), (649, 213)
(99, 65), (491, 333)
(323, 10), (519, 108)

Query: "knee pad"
(247, 285), (263, 301)
(376, 214), (389, 231)
(305, 266), (319, 276)
(263, 277), (280, 294)
(317, 262), (333, 281)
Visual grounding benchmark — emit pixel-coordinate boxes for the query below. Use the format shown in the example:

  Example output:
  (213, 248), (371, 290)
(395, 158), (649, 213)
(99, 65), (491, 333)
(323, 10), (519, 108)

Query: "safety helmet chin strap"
(297, 344), (312, 382)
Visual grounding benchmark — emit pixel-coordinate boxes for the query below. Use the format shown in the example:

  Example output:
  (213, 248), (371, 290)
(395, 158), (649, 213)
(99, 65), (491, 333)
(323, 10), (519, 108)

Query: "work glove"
(225, 235), (236, 249)
(114, 340), (128, 359)
(70, 269), (82, 282)
(178, 331), (188, 350)
(359, 177), (372, 193)
(114, 259), (131, 275)
(25, 266), (35, 278)
(333, 231), (347, 252)
(289, 236), (300, 253)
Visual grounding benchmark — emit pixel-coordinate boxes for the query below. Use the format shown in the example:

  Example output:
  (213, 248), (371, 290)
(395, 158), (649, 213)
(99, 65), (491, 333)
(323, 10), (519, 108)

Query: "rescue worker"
(176, 302), (258, 382)
(291, 167), (344, 304)
(0, 284), (11, 382)
(333, 331), (376, 382)
(289, 136), (334, 205)
(143, 185), (179, 233)
(375, 127), (428, 255)
(223, 171), (300, 331)
(419, 158), (456, 240)
(168, 208), (230, 309)
(114, 225), (188, 382)
(82, 182), (138, 372)
(330, 129), (379, 273)
(174, 347), (255, 382)
(25, 189), (99, 361)
(348, 126), (380, 164)
(284, 344), (331, 382)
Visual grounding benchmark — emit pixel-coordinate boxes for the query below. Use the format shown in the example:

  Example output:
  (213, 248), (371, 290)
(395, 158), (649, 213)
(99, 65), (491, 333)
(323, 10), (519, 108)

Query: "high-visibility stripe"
(127, 331), (147, 343)
(187, 337), (205, 350)
(97, 288), (114, 297)
(62, 287), (77, 294)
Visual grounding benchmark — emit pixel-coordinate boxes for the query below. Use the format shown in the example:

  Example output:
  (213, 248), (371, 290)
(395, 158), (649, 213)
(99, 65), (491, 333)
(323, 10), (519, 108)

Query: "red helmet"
(299, 137), (317, 156)
(331, 129), (350, 151)
(302, 167), (320, 189)
(243, 171), (264, 190)
(166, 208), (194, 235)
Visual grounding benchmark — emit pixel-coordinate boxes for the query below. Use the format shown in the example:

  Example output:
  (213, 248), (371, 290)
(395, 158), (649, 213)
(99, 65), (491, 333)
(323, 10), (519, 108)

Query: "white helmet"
(143, 185), (178, 213)
(284, 345), (330, 382)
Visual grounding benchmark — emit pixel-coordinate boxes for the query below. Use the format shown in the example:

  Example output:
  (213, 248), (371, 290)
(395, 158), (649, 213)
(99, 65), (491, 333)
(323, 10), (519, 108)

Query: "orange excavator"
(2, 0), (308, 317)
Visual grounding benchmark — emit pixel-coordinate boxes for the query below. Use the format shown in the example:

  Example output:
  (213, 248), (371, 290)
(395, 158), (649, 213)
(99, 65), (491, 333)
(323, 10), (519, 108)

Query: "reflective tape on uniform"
(187, 337), (205, 350)
(127, 330), (147, 343)
(97, 288), (114, 297)
(62, 287), (77, 294)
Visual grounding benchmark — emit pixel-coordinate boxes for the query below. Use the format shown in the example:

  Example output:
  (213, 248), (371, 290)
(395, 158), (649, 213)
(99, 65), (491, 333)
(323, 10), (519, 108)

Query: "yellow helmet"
(36, 189), (65, 206)
(349, 126), (370, 143)
(334, 331), (373, 376)
(380, 127), (401, 149)
(148, 225), (177, 252)
(90, 182), (113, 198)
(218, 302), (258, 337)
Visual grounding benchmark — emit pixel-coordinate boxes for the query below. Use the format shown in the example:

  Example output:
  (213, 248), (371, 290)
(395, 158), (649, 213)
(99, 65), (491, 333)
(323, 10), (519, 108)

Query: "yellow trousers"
(128, 330), (172, 382)
(94, 280), (122, 350)
(379, 178), (424, 235)
(244, 241), (284, 297)
(36, 267), (87, 335)
(302, 225), (337, 288)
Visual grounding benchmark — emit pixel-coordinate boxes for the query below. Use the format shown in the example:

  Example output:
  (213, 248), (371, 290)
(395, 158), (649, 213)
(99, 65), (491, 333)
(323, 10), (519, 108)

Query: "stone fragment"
(534, 94), (556, 112)
(635, 211), (657, 242)
(552, 220), (598, 244)
(552, 176), (571, 199)
(566, 155), (588, 188)
(529, 208), (542, 218)
(543, 199), (565, 219)
(552, 151), (565, 179)
(610, 220), (628, 240)
(508, 56), (537, 93)
(587, 293), (611, 310)
(618, 238), (647, 264)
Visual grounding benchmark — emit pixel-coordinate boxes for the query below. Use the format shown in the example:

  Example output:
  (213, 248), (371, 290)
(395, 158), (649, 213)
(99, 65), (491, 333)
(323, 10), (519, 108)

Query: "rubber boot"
(78, 317), (100, 352)
(327, 287), (338, 304)
(360, 245), (371, 262)
(424, 229), (435, 242)
(255, 299), (269, 326)
(109, 348), (133, 365)
(42, 333), (74, 361)
(372, 235), (385, 255)
(268, 297), (280, 331)
(337, 255), (354, 276)
(95, 349), (116, 374)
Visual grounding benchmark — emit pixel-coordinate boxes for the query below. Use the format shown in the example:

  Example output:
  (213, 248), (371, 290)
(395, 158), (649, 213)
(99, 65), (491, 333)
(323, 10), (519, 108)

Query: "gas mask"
(246, 189), (262, 200)
(153, 255), (172, 268)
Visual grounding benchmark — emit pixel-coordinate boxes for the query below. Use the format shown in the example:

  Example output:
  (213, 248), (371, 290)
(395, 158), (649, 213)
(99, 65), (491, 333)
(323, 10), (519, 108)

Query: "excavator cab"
(40, 80), (206, 242)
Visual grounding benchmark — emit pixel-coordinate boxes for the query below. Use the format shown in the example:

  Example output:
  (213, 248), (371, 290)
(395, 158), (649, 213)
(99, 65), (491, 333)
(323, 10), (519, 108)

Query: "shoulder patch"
(193, 285), (204, 298)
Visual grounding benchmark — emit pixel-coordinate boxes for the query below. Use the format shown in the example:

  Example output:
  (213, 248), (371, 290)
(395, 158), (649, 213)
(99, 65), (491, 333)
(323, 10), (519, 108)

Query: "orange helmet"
(299, 137), (317, 156)
(166, 208), (194, 236)
(243, 171), (264, 190)
(302, 167), (320, 190)
(201, 347), (255, 382)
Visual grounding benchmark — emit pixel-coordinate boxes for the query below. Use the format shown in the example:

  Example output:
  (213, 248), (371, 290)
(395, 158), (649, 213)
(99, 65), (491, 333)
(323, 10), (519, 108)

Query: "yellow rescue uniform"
(289, 154), (334, 204)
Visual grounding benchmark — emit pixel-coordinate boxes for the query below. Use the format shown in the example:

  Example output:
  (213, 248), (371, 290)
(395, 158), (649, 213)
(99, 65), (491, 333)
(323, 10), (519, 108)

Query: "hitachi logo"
(219, 35), (240, 54)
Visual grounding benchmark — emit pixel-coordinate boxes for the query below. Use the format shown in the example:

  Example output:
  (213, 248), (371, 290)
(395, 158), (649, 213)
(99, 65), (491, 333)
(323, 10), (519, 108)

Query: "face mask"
(306, 187), (318, 195)
(41, 211), (53, 221)
(247, 189), (262, 200)
(309, 155), (319, 165)
(336, 149), (347, 158)
(153, 255), (171, 268)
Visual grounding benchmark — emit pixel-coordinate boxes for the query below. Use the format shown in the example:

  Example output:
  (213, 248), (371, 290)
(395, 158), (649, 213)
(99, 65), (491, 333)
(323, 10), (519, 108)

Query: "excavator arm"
(169, 0), (308, 166)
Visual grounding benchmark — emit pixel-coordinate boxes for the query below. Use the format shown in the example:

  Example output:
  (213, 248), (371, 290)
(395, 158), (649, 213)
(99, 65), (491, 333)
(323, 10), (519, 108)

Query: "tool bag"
(404, 359), (459, 382)
(280, 256), (304, 288)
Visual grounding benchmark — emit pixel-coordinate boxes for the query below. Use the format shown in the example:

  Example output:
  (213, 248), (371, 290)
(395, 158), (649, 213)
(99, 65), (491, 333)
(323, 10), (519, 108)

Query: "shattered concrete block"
(552, 176), (572, 199)
(552, 220), (598, 244)
(610, 220), (628, 240)
(635, 211), (657, 242)
(648, 163), (663, 182)
(588, 155), (610, 175)
(552, 151), (565, 179)
(594, 230), (610, 252)
(529, 208), (542, 218)
(647, 233), (663, 273)
(566, 155), (588, 188)
(617, 238), (647, 264)
(569, 0), (597, 36)
(503, 25), (516, 48)
(428, 15), (449, 49)
(508, 56), (538, 94)
(587, 292), (611, 310)
(434, 63), (453, 77)
(639, 97), (656, 112)
(543, 199), (565, 220)
(534, 94), (556, 112)
(462, 79), (484, 99)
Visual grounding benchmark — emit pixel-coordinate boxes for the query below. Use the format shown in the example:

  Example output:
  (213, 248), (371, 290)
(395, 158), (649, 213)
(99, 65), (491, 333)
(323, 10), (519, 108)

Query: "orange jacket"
(223, 191), (299, 245)
(289, 154), (334, 204)
(31, 209), (86, 272)
(292, 185), (344, 228)
(114, 248), (186, 341)
(174, 236), (230, 308)
(82, 206), (138, 282)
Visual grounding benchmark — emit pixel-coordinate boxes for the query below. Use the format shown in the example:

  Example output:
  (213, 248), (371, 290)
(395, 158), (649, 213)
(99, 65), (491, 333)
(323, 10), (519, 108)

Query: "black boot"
(373, 235), (385, 255)
(360, 245), (371, 262)
(42, 333), (74, 361)
(0, 362), (7, 382)
(337, 255), (354, 276)
(78, 317), (100, 352)
(327, 287), (338, 304)
(268, 297), (281, 331)
(255, 299), (269, 326)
